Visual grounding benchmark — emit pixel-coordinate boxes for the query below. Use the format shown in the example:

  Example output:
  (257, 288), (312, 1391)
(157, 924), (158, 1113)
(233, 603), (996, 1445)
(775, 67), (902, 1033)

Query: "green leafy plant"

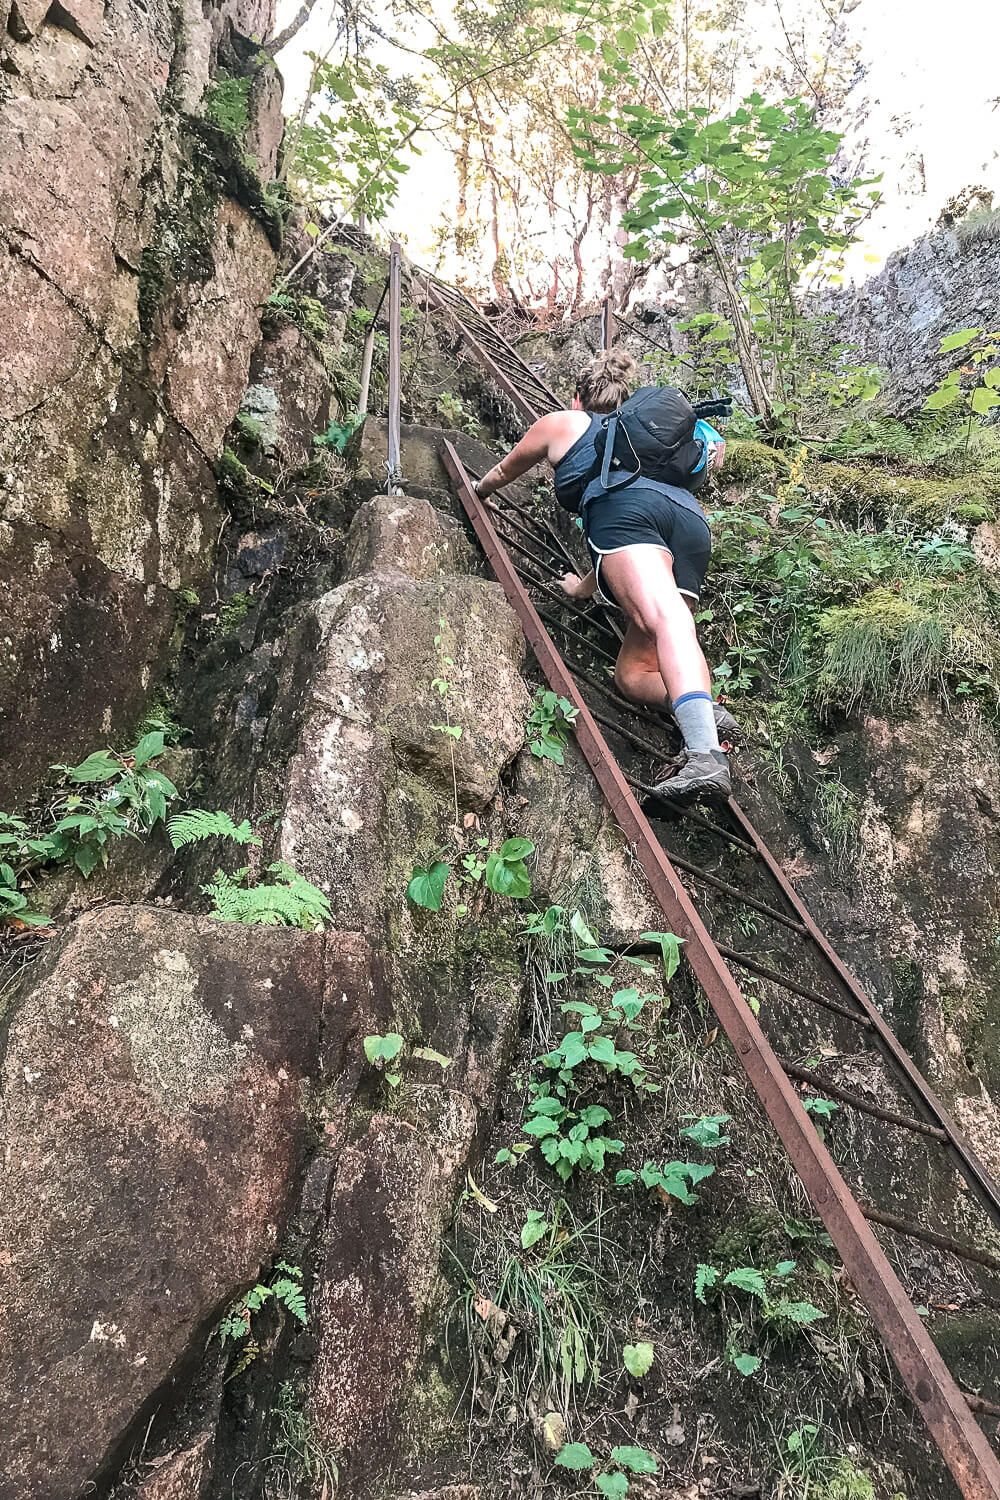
(202, 862), (331, 930)
(406, 860), (451, 911)
(924, 327), (1000, 470)
(362, 1032), (451, 1090)
(266, 290), (329, 343)
(264, 1381), (340, 1495)
(485, 837), (534, 898)
(286, 54), (419, 220)
(679, 1112), (731, 1149)
(615, 1160), (716, 1205)
(435, 391), (481, 434)
(217, 1261), (307, 1374)
(526, 688), (580, 764)
(775, 1422), (875, 1500)
(203, 70), (251, 137)
(520, 1208), (551, 1249)
(622, 1341), (654, 1378)
(364, 1031), (404, 1087)
(555, 1439), (659, 1495)
(569, 86), (880, 430)
(695, 1255), (826, 1378)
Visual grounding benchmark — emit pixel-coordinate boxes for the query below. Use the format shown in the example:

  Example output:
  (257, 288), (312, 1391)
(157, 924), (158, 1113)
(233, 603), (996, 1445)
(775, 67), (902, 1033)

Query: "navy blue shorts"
(583, 483), (712, 604)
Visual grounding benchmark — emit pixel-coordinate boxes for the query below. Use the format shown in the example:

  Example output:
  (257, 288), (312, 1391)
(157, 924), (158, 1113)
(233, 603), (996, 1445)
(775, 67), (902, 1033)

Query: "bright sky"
(274, 0), (1000, 283)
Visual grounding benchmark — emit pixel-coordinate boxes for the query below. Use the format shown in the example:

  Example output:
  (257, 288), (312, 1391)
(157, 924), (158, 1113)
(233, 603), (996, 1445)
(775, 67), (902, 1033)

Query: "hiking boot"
(652, 749), (732, 805)
(713, 702), (740, 741)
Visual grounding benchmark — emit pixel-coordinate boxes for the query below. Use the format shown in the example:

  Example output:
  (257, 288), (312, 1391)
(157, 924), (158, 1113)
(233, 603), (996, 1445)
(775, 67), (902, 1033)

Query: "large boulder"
(277, 495), (531, 929)
(0, 907), (368, 1500)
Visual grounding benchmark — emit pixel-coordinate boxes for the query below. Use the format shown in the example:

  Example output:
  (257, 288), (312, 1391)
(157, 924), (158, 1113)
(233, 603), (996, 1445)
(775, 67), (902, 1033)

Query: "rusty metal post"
(439, 435), (1000, 1500)
(358, 326), (376, 418)
(386, 240), (403, 494)
(601, 294), (616, 351)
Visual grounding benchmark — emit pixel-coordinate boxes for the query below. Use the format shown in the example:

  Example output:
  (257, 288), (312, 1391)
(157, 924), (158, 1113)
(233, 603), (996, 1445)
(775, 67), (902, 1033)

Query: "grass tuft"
(816, 578), (999, 712)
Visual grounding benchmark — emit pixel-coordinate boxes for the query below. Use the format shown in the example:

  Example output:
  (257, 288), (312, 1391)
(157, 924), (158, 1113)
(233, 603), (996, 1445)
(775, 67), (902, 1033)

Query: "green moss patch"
(725, 439), (792, 488)
(807, 461), (1000, 526)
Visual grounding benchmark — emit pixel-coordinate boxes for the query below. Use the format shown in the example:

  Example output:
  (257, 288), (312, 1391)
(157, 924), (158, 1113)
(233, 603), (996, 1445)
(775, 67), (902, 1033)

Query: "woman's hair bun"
(596, 348), (639, 380)
(576, 346), (639, 412)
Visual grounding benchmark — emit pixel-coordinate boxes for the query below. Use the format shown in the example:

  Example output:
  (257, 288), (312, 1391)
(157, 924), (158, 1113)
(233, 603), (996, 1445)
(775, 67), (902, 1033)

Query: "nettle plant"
(507, 916), (700, 1184)
(694, 1255), (826, 1377)
(555, 1438), (659, 1497)
(526, 688), (580, 765)
(0, 729), (182, 927)
(924, 327), (1000, 465)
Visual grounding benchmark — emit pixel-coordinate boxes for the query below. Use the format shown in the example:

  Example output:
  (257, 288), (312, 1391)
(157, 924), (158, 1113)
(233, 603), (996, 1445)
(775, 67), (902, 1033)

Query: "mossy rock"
(807, 461), (1000, 525)
(724, 439), (792, 488)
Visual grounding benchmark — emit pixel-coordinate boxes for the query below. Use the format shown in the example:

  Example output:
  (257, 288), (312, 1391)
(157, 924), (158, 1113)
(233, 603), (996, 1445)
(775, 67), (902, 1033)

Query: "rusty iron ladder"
(416, 268), (1000, 1500)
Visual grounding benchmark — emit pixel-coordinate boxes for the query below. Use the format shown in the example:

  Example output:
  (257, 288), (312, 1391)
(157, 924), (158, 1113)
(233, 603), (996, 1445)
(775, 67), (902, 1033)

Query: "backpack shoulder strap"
(598, 411), (637, 492)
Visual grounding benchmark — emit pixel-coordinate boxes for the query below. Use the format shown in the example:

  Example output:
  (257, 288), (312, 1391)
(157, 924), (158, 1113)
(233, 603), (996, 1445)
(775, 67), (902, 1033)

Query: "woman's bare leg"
(602, 546), (712, 705)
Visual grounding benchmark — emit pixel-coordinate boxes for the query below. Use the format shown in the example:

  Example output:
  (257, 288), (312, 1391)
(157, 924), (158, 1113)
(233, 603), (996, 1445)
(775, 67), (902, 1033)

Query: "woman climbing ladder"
(472, 348), (735, 805)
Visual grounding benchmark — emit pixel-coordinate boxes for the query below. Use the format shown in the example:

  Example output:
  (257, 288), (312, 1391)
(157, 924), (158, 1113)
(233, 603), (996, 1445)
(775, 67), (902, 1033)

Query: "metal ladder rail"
(440, 437), (1000, 1500)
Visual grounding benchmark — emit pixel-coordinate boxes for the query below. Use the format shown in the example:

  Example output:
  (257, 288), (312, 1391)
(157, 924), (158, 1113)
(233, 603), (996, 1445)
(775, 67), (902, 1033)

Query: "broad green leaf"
(484, 851), (531, 898)
(680, 1113), (732, 1148)
(730, 1351), (762, 1376)
(406, 861), (449, 910)
(596, 1475), (629, 1498)
(971, 387), (1000, 416)
(555, 1441), (595, 1470)
(497, 836), (534, 861)
(520, 1209), (549, 1249)
(529, 1095), (563, 1116)
(73, 844), (102, 878)
(623, 1341), (654, 1377)
(132, 731), (165, 767)
(570, 909), (599, 946)
(363, 1032), (404, 1065)
(610, 1445), (658, 1475)
(522, 1114), (559, 1138)
(61, 750), (120, 784)
(639, 930), (683, 982)
(938, 327), (980, 352)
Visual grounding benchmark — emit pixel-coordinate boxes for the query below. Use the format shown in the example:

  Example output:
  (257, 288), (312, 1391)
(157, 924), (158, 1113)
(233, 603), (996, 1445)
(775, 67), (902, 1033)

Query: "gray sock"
(672, 691), (721, 754)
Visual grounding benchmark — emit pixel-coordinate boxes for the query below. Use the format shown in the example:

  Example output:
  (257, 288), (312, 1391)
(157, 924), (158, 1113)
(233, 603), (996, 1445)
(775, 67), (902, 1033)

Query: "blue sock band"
(672, 690), (712, 711)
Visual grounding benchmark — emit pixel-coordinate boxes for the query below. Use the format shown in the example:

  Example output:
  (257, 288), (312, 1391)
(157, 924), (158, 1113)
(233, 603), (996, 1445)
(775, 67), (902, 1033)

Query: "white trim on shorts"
(588, 541), (700, 607)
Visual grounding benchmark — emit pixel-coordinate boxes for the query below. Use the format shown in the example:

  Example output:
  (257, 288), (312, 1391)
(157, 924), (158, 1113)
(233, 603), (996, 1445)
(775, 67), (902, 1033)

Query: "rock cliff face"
(823, 217), (1000, 415)
(0, 0), (280, 800)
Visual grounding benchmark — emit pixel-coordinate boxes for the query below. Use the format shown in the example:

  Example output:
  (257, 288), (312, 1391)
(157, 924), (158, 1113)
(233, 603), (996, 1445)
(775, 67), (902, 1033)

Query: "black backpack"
(591, 385), (702, 496)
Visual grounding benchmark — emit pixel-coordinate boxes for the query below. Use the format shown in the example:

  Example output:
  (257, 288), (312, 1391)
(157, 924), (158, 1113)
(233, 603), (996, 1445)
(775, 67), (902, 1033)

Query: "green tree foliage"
(286, 55), (421, 220)
(569, 86), (880, 427)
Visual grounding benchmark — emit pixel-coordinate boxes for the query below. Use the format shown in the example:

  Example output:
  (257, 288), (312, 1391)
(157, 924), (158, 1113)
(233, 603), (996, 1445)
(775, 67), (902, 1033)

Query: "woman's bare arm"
(474, 413), (566, 498)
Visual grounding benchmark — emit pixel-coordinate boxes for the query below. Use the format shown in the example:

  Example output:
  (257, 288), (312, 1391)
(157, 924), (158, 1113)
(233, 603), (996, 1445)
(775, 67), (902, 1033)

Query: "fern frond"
(201, 863), (330, 930)
(271, 1277), (308, 1324)
(168, 808), (261, 849)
